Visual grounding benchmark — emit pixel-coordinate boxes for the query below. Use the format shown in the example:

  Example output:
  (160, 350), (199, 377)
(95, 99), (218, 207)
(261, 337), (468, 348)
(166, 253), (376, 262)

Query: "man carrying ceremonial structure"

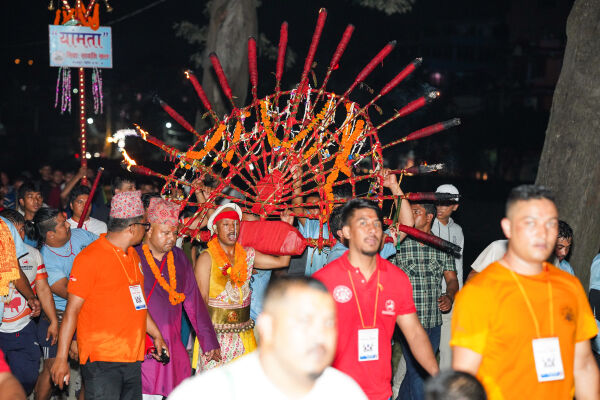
(193, 203), (291, 371)
(135, 198), (220, 399)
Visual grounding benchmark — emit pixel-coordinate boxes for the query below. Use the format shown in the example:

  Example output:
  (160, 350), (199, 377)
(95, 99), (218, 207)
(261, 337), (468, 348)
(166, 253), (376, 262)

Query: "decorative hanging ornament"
(91, 67), (104, 114)
(54, 67), (72, 114)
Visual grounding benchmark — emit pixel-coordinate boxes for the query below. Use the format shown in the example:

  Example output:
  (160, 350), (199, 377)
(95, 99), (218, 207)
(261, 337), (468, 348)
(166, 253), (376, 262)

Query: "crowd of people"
(0, 164), (598, 400)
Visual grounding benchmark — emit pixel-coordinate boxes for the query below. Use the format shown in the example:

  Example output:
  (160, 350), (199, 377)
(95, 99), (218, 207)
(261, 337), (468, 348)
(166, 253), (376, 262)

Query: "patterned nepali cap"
(110, 190), (144, 219)
(147, 197), (179, 227)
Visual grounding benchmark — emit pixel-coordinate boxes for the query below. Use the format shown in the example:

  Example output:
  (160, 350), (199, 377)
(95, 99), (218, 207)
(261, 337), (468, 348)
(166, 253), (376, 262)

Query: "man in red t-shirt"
(314, 199), (439, 400)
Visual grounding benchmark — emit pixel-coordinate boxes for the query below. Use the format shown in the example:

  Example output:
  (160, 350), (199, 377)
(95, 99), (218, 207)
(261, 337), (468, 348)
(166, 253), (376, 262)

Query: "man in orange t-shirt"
(451, 185), (599, 399)
(51, 191), (169, 400)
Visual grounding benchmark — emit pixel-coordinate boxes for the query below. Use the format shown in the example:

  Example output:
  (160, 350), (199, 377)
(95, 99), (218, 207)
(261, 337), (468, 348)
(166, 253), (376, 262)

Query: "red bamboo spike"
(299, 8), (328, 92)
(341, 41), (396, 100)
(209, 52), (235, 108)
(390, 223), (462, 256)
(403, 192), (460, 202)
(363, 58), (422, 111)
(248, 37), (258, 103)
(275, 22), (288, 90)
(184, 70), (218, 121)
(376, 91), (440, 130)
(315, 24), (354, 102)
(156, 98), (200, 137)
(382, 118), (461, 149)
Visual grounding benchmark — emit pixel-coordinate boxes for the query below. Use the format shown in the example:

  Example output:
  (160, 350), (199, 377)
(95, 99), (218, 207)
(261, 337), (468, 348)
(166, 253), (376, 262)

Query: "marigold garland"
(186, 123), (226, 160)
(142, 245), (185, 305)
(261, 97), (334, 150)
(207, 237), (248, 288)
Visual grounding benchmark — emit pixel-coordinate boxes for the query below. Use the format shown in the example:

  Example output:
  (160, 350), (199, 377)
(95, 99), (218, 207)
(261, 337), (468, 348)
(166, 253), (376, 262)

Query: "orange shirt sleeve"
(68, 250), (98, 300)
(572, 278), (598, 342)
(450, 281), (491, 354)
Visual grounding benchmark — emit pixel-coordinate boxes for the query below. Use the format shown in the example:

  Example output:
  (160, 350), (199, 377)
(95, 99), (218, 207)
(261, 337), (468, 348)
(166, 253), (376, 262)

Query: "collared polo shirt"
(314, 252), (416, 400)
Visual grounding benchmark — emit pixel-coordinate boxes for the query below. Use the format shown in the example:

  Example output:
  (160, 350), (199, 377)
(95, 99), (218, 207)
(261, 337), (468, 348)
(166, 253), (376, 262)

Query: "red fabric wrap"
(213, 210), (240, 224)
(238, 221), (306, 256)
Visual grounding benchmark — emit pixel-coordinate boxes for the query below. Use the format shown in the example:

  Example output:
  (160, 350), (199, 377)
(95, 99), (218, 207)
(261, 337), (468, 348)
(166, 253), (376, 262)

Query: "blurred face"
(554, 237), (572, 262)
(139, 184), (154, 194)
(501, 199), (558, 264)
(48, 213), (71, 246)
(64, 171), (74, 183)
(305, 196), (320, 218)
(412, 204), (434, 231)
(128, 218), (149, 245)
(215, 218), (239, 247)
(70, 194), (90, 220)
(14, 223), (25, 241)
(342, 207), (383, 257)
(436, 203), (458, 223)
(52, 170), (64, 185)
(20, 191), (43, 215)
(115, 181), (136, 194)
(147, 223), (178, 254)
(260, 286), (337, 380)
(39, 165), (52, 180)
(0, 173), (9, 186)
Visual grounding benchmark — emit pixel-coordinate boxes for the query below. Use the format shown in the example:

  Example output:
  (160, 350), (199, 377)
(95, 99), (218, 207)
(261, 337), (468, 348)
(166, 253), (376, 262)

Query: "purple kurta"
(135, 245), (219, 397)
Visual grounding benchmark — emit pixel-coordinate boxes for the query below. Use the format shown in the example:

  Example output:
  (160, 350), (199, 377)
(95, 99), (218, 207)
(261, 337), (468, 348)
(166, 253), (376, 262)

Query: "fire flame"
(121, 150), (137, 167)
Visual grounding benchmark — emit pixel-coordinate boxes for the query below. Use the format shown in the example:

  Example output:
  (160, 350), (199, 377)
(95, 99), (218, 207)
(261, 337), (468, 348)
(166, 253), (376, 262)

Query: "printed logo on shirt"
(69, 275), (77, 282)
(561, 306), (575, 323)
(382, 299), (395, 315)
(333, 285), (352, 303)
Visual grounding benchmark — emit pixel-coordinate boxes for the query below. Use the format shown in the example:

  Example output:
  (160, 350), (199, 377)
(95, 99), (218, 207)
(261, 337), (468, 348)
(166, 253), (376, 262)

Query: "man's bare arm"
(35, 278), (59, 344)
(438, 270), (459, 312)
(573, 340), (600, 399)
(193, 251), (212, 304)
(13, 268), (40, 317)
(51, 293), (84, 389)
(253, 251), (290, 270)
(0, 371), (26, 400)
(382, 168), (413, 242)
(452, 345), (482, 376)
(50, 277), (69, 300)
(396, 313), (439, 376)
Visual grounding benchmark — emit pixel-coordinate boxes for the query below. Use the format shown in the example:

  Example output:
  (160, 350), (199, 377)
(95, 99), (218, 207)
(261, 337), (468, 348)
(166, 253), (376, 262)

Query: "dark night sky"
(0, 0), (573, 266)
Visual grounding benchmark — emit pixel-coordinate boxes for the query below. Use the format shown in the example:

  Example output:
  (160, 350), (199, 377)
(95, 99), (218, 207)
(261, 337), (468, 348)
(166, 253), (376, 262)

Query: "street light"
(87, 117), (94, 124)
(165, 122), (172, 129)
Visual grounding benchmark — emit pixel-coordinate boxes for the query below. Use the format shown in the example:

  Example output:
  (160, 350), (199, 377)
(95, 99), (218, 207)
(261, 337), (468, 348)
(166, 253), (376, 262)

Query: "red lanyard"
(44, 239), (75, 257)
(111, 248), (139, 285)
(347, 269), (380, 329)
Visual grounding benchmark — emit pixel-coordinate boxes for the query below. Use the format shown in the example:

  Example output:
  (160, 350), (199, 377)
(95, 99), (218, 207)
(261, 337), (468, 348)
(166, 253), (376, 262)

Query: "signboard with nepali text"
(49, 25), (112, 68)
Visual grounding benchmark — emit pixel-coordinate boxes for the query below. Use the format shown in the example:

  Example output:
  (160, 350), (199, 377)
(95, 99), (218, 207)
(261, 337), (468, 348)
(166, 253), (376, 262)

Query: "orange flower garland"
(261, 97), (335, 150)
(142, 245), (185, 305)
(186, 123), (226, 160)
(207, 237), (248, 288)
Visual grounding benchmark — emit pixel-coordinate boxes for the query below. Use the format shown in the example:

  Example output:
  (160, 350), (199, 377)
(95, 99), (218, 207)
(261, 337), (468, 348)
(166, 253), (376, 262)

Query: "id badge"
(358, 328), (379, 361)
(129, 285), (147, 310)
(532, 337), (565, 382)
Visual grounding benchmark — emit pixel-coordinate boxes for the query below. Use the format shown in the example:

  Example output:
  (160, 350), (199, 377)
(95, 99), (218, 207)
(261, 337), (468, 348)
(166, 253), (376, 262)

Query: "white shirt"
(168, 352), (367, 400)
(67, 217), (107, 236)
(431, 217), (464, 289)
(470, 239), (507, 272)
(0, 245), (47, 333)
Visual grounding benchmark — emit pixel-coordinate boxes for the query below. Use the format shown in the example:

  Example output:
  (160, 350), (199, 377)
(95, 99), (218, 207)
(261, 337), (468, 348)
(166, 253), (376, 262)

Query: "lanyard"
(347, 269), (380, 329)
(112, 248), (138, 285)
(509, 269), (554, 338)
(45, 239), (75, 257)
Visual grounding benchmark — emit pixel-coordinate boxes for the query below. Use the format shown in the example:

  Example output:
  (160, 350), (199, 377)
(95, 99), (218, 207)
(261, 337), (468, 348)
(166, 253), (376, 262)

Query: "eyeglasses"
(130, 222), (151, 231)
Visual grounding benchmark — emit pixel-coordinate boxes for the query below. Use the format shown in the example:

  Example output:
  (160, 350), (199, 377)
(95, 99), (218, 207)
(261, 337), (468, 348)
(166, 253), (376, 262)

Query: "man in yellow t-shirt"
(451, 185), (599, 400)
